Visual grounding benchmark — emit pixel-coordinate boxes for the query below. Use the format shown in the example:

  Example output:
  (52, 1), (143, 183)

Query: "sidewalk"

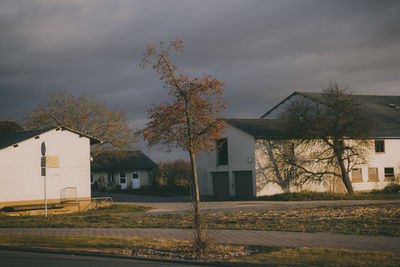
(1, 228), (399, 253)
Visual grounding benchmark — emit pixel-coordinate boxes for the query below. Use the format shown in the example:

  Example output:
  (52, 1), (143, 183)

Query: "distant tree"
(281, 83), (373, 194)
(23, 92), (137, 156)
(158, 160), (191, 188)
(141, 38), (226, 253)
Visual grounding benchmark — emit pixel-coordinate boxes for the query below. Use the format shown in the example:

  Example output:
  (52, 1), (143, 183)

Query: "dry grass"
(204, 203), (400, 236)
(232, 247), (400, 267)
(1, 204), (399, 237)
(0, 235), (250, 261)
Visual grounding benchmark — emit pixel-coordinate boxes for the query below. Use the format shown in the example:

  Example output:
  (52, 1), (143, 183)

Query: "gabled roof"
(91, 151), (158, 172)
(300, 92), (400, 137)
(0, 126), (101, 150)
(226, 118), (294, 139)
(260, 92), (400, 138)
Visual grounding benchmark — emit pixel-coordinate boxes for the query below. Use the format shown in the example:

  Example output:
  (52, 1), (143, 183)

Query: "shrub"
(257, 190), (399, 201)
(382, 183), (400, 194)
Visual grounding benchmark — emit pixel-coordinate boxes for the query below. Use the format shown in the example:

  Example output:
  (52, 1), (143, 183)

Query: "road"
(94, 192), (400, 214)
(0, 249), (212, 267)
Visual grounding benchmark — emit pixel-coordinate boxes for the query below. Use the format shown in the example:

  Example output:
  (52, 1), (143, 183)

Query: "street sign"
(41, 156), (46, 168)
(41, 142), (46, 156)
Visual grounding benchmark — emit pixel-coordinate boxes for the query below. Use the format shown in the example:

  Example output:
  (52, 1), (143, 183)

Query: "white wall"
(197, 126), (256, 196)
(0, 129), (91, 204)
(197, 126), (400, 197)
(92, 169), (153, 189)
(255, 138), (400, 195)
(351, 139), (400, 191)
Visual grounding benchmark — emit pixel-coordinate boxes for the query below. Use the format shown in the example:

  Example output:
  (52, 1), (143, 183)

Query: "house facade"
(0, 123), (100, 208)
(197, 92), (400, 199)
(91, 151), (158, 191)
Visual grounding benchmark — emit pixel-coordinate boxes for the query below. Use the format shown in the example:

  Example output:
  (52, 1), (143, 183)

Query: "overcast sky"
(1, 0), (400, 161)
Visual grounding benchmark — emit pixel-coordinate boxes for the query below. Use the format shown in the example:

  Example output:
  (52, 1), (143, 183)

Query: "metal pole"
(44, 174), (47, 218)
(41, 142), (47, 218)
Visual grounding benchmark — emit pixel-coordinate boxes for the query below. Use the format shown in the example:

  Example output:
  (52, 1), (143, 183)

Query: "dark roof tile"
(92, 151), (158, 172)
(0, 127), (55, 150)
(228, 93), (400, 139)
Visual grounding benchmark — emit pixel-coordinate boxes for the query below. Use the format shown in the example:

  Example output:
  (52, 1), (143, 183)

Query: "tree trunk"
(188, 148), (206, 253)
(337, 155), (354, 194)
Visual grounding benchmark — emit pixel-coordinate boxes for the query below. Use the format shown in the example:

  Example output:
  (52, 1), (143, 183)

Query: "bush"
(257, 191), (350, 201)
(257, 190), (400, 201)
(382, 183), (400, 194)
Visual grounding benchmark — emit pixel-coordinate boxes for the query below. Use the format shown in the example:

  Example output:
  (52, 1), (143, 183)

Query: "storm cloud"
(1, 0), (400, 161)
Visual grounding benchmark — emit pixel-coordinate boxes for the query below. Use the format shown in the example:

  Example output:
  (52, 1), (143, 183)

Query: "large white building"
(0, 122), (100, 208)
(197, 92), (400, 199)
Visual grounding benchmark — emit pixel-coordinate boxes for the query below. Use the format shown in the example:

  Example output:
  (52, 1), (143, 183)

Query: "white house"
(0, 122), (100, 208)
(91, 151), (158, 190)
(197, 92), (400, 199)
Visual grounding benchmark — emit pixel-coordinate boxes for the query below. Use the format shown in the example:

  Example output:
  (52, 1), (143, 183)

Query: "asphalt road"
(0, 249), (212, 267)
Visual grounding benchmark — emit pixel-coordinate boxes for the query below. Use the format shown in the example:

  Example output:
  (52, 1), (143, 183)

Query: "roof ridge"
(297, 91), (400, 97)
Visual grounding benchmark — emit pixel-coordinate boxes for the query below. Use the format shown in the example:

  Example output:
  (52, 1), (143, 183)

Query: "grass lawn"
(0, 235), (399, 266)
(1, 203), (399, 237)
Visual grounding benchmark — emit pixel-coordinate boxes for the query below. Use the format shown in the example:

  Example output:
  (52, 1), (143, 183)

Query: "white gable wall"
(0, 129), (91, 206)
(197, 125), (256, 197)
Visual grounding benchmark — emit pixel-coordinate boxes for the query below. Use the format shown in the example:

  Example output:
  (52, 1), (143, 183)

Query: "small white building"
(0, 123), (100, 208)
(91, 151), (158, 191)
(197, 92), (400, 199)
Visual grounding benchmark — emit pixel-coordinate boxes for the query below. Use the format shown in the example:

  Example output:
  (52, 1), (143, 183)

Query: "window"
(351, 168), (363, 183)
(132, 172), (139, 179)
(120, 172), (126, 184)
(216, 138), (228, 165)
(368, 168), (379, 182)
(384, 168), (394, 181)
(375, 140), (385, 153)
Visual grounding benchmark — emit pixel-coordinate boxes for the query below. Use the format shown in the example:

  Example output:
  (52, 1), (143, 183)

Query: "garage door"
(234, 171), (253, 200)
(212, 172), (230, 201)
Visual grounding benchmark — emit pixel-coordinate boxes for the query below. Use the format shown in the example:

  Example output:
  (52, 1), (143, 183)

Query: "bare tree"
(23, 92), (137, 156)
(281, 83), (373, 194)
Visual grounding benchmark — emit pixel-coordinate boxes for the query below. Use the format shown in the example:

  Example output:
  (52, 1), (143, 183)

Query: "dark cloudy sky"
(1, 0), (400, 161)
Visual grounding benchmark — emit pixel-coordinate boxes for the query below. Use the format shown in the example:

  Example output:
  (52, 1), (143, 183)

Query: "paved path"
(2, 228), (400, 253)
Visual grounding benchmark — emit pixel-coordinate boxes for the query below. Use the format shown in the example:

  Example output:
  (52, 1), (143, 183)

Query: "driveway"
(93, 192), (400, 214)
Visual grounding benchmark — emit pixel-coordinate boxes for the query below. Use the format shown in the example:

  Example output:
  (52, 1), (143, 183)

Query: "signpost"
(41, 142), (47, 218)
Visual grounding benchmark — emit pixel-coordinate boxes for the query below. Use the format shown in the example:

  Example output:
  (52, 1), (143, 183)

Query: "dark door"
(212, 172), (230, 200)
(234, 171), (253, 200)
